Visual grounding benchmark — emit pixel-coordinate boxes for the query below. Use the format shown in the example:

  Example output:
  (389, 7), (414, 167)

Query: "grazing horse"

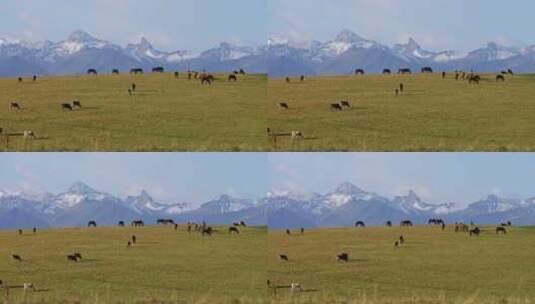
(157, 219), (174, 225)
(355, 69), (365, 75)
(229, 226), (240, 234)
(428, 219), (444, 225)
(468, 75), (481, 84)
(200, 74), (214, 85)
(67, 255), (78, 262)
(496, 75), (505, 82)
(331, 103), (343, 111)
(279, 254), (289, 261)
(202, 227), (213, 236)
(152, 67), (165, 73)
(336, 253), (349, 262)
(355, 221), (365, 228)
(496, 226), (507, 234)
(400, 220), (413, 227)
(72, 100), (82, 109)
(23, 130), (36, 140)
(340, 101), (351, 108)
(228, 74), (237, 82)
(469, 227), (481, 236)
(455, 223), (469, 233)
(131, 220), (144, 227)
(130, 68), (144, 75)
(383, 69), (391, 75)
(12, 254), (22, 262)
(87, 69), (98, 75)
(62, 103), (73, 111)
(9, 102), (21, 111)
(87, 221), (97, 227)
(421, 67), (433, 73)
(291, 131), (304, 139)
(278, 102), (289, 109)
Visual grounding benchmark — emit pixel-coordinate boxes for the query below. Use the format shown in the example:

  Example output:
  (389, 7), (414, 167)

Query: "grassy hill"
(268, 73), (535, 151)
(0, 73), (267, 151)
(0, 225), (267, 303)
(268, 225), (535, 303)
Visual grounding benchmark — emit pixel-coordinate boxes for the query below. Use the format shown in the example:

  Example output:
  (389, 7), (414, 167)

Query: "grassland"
(0, 225), (267, 303)
(0, 73), (267, 151)
(268, 226), (535, 303)
(268, 73), (535, 151)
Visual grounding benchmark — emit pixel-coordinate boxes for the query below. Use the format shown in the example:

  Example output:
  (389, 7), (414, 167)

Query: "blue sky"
(0, 153), (269, 205)
(269, 0), (535, 51)
(0, 0), (267, 51)
(2, 153), (535, 206)
(268, 153), (535, 206)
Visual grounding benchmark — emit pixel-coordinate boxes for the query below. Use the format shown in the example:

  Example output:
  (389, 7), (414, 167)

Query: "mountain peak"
(404, 37), (421, 51)
(334, 29), (364, 43)
(406, 190), (421, 202)
(138, 190), (153, 200)
(67, 30), (97, 42)
(139, 37), (153, 48)
(67, 182), (98, 195)
(333, 182), (366, 195)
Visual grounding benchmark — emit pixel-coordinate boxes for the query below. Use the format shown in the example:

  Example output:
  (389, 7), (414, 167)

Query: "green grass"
(268, 226), (535, 303)
(0, 225), (267, 303)
(0, 73), (267, 151)
(268, 73), (535, 151)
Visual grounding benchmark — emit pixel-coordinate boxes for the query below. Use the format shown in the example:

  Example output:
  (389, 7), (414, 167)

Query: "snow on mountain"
(463, 42), (522, 62)
(199, 194), (255, 213)
(200, 42), (256, 61)
(464, 194), (524, 214)
(52, 182), (115, 210)
(322, 182), (378, 207)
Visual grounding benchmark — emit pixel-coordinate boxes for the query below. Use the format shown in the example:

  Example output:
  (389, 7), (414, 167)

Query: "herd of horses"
(272, 66), (516, 143)
(271, 218), (514, 294)
(2, 67), (247, 143)
(2, 219), (250, 295)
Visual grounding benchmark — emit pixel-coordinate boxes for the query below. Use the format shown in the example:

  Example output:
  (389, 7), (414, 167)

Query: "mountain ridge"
(2, 182), (535, 229)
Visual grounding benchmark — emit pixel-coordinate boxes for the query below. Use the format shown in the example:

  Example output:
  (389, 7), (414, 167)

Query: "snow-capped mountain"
(258, 182), (535, 228)
(265, 30), (535, 76)
(0, 182), (260, 229)
(2, 181), (535, 230)
(0, 30), (264, 77)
